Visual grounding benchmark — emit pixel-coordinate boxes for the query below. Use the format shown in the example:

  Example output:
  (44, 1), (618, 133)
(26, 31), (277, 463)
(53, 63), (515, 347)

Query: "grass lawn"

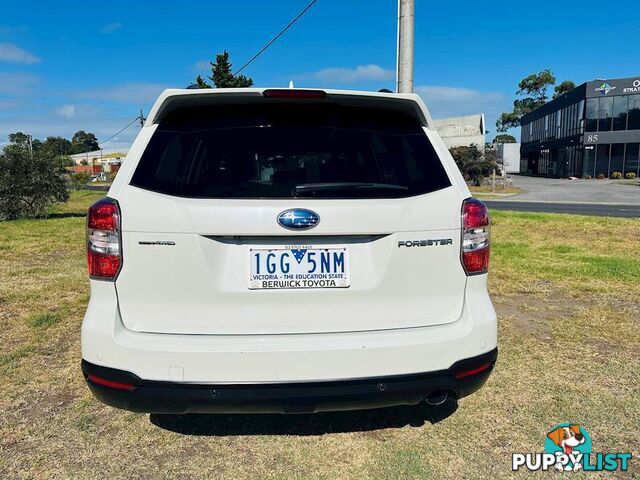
(47, 190), (104, 216)
(1, 191), (638, 479)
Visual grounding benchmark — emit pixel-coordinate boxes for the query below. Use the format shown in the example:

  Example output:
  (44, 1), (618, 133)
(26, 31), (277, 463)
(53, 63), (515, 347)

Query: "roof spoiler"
(146, 88), (433, 128)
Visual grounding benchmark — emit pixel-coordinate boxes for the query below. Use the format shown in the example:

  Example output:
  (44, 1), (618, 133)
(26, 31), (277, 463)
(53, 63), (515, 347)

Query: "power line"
(66, 111), (145, 158)
(234, 0), (319, 76)
(99, 116), (141, 147)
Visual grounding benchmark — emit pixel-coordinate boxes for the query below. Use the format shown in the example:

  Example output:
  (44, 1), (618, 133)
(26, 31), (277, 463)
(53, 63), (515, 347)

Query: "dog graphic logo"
(545, 424), (590, 471)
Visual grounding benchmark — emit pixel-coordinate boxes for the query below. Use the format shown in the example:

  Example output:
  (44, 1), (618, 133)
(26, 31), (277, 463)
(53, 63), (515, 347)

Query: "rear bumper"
(82, 276), (497, 384)
(82, 348), (497, 414)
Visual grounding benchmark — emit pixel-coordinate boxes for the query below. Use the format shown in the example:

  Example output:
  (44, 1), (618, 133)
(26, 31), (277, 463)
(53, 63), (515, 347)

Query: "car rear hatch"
(113, 90), (467, 335)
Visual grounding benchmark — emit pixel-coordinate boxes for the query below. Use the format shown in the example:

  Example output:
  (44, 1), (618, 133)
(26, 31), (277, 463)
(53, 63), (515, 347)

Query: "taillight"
(461, 198), (490, 275)
(87, 197), (121, 280)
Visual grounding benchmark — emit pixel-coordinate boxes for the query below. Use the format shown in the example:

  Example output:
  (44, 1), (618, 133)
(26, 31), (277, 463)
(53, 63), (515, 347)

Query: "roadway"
(485, 175), (639, 217)
(485, 200), (640, 218)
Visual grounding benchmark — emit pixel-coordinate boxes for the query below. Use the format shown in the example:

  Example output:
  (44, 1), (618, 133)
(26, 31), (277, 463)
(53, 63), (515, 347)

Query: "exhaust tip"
(425, 391), (448, 406)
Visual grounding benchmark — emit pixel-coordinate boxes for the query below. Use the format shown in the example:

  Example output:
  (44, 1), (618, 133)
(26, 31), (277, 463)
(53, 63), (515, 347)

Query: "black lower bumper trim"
(82, 348), (497, 414)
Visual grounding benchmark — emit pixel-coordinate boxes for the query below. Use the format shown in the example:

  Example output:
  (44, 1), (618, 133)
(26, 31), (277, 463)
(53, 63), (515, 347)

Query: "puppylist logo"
(512, 424), (632, 472)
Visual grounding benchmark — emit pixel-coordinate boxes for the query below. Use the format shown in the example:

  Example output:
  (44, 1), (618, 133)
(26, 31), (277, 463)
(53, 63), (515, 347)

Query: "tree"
(42, 136), (73, 164)
(71, 130), (99, 154)
(194, 74), (211, 88)
(494, 134), (517, 144)
(517, 69), (556, 102)
(211, 51), (253, 88)
(0, 135), (70, 220)
(70, 171), (91, 188)
(7, 132), (43, 153)
(496, 112), (521, 132)
(449, 145), (498, 186)
(553, 80), (577, 99)
(8, 132), (31, 145)
(496, 70), (566, 132)
(193, 51), (254, 88)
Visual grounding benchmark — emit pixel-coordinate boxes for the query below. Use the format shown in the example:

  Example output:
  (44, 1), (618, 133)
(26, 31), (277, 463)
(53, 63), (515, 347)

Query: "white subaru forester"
(81, 88), (497, 414)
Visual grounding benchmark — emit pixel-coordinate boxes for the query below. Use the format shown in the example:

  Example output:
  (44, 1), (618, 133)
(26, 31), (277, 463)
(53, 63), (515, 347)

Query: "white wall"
(497, 143), (521, 173)
(439, 135), (486, 150)
(433, 114), (485, 150)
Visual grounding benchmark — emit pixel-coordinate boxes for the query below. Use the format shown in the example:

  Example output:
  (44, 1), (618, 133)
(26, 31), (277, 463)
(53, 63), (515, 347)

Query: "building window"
(612, 96), (628, 131)
(569, 145), (583, 177)
(570, 105), (574, 134)
(577, 99), (585, 134)
(595, 144), (610, 177)
(625, 143), (640, 176)
(585, 98), (598, 132)
(537, 118), (542, 141)
(544, 115), (549, 139)
(540, 149), (550, 175)
(583, 147), (596, 177)
(597, 96), (613, 131)
(610, 143), (624, 175)
(628, 95), (640, 130)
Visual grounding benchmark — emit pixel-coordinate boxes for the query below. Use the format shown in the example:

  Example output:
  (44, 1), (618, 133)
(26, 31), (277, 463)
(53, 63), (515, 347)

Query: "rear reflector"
(87, 197), (121, 280)
(88, 250), (121, 279)
(453, 362), (492, 380)
(462, 248), (490, 274)
(87, 374), (136, 392)
(262, 89), (326, 99)
(461, 198), (490, 275)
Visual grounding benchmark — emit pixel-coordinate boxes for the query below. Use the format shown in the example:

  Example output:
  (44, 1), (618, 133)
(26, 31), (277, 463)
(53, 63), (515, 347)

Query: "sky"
(1, 0), (638, 150)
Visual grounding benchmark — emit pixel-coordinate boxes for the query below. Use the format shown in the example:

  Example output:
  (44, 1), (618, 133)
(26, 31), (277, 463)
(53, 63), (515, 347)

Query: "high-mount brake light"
(87, 197), (121, 280)
(461, 198), (490, 275)
(262, 89), (326, 99)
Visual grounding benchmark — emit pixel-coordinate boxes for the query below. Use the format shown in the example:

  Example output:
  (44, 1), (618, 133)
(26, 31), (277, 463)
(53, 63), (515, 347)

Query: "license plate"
(249, 247), (350, 289)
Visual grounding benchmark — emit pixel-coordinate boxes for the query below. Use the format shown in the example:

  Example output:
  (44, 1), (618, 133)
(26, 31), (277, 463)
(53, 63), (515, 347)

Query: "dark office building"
(520, 76), (640, 178)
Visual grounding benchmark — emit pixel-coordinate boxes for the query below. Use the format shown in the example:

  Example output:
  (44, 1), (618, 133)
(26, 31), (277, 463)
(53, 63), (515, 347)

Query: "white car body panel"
(114, 184), (467, 335)
(82, 87), (495, 387)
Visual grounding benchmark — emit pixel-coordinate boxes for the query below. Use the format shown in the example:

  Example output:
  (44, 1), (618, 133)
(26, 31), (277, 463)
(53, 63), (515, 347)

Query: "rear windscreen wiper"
(294, 182), (409, 196)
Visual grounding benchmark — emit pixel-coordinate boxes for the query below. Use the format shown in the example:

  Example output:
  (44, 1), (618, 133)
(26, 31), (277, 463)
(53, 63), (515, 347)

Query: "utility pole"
(396, 0), (415, 93)
(139, 108), (146, 128)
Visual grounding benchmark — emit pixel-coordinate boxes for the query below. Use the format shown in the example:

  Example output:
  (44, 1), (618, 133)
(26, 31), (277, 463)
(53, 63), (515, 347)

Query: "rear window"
(130, 103), (451, 199)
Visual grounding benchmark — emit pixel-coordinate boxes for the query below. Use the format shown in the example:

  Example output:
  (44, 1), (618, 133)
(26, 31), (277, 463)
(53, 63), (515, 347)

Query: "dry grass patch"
(469, 185), (523, 195)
